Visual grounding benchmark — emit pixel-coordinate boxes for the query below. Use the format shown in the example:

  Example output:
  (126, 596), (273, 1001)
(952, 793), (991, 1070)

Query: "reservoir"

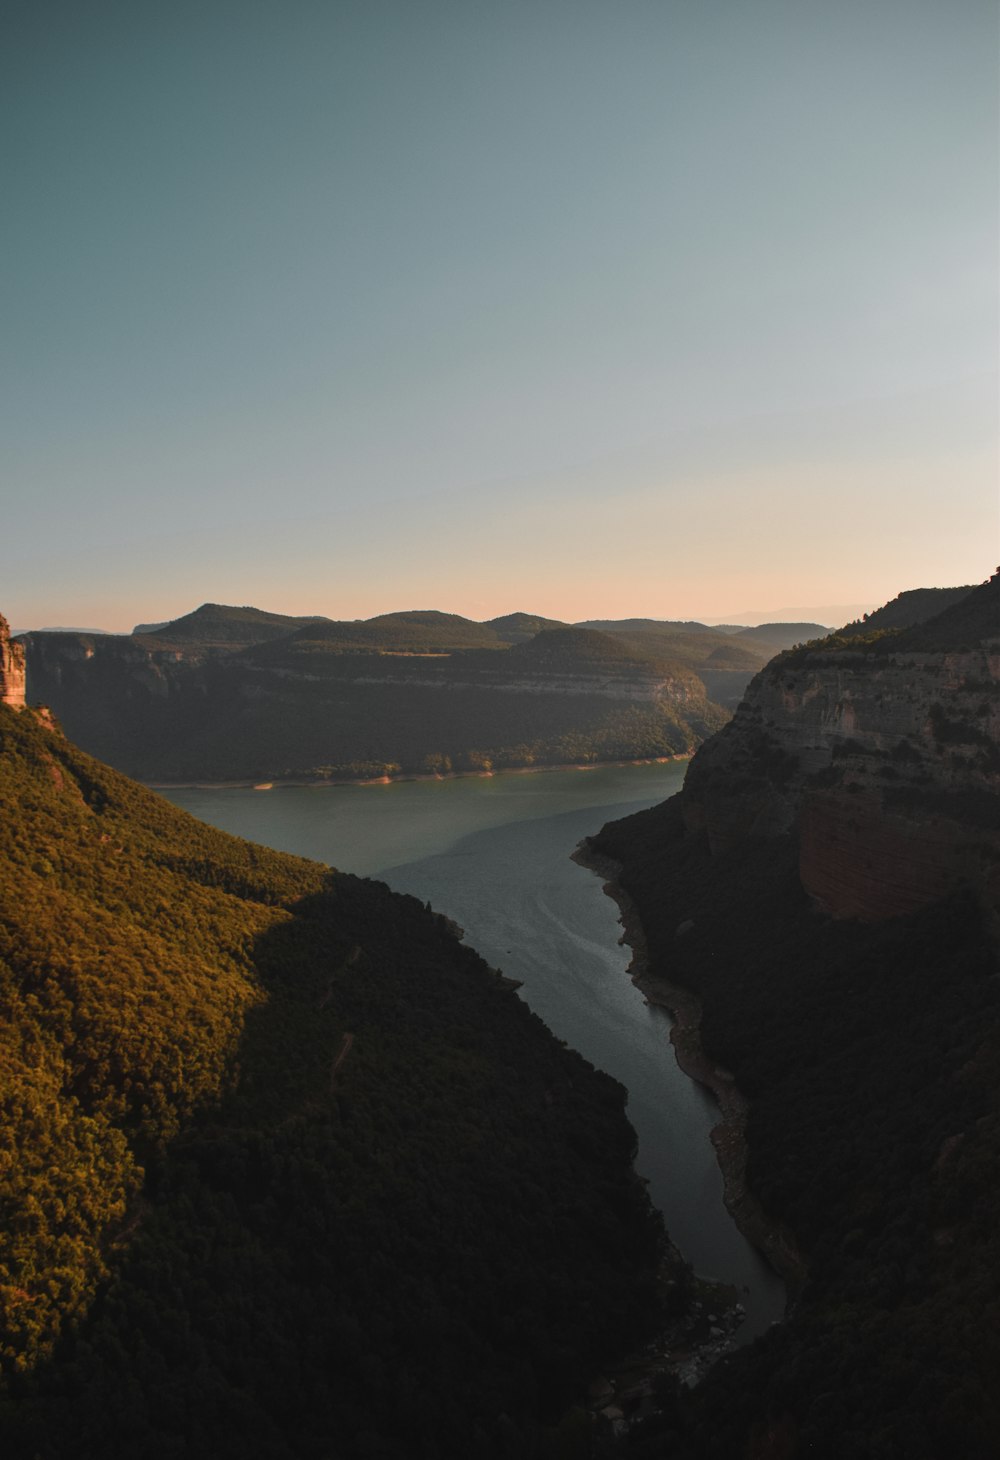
(162, 763), (785, 1339)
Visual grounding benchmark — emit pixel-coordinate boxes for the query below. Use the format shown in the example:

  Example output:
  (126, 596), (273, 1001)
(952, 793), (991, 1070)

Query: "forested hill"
(839, 584), (975, 637)
(0, 703), (671, 1458)
(139, 602), (332, 647)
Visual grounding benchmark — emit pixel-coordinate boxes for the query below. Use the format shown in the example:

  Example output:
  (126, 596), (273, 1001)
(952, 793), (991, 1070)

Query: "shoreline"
(145, 753), (693, 792)
(572, 838), (807, 1296)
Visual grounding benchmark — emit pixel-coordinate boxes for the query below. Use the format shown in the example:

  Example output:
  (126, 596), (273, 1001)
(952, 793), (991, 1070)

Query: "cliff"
(588, 573), (1000, 1456)
(22, 620), (727, 783)
(682, 571), (1000, 930)
(0, 614), (25, 709)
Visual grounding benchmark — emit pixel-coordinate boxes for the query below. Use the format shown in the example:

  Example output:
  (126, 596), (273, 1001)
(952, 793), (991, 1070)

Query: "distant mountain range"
(17, 603), (835, 784)
(10, 625), (110, 636)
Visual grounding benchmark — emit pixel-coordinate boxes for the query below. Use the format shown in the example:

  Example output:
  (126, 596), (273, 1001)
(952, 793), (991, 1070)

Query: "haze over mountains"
(18, 603), (833, 785)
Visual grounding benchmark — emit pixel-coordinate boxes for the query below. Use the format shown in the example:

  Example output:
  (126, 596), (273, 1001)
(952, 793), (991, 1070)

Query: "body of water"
(163, 763), (785, 1339)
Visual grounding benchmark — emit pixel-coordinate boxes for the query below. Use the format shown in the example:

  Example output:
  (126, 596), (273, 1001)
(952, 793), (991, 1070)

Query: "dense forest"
(0, 702), (675, 1457)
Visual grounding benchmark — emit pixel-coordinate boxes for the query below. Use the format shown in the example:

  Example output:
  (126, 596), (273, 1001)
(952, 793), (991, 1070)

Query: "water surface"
(163, 764), (784, 1338)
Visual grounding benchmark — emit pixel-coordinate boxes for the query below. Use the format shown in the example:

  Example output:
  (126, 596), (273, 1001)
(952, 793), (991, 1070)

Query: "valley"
(1, 574), (997, 1456)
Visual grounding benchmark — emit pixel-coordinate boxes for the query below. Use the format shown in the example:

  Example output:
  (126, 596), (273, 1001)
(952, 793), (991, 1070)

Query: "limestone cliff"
(0, 614), (26, 709)
(21, 622), (725, 783)
(682, 572), (1000, 930)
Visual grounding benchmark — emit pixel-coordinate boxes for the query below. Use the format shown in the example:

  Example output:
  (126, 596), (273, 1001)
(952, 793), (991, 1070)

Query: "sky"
(3, 0), (998, 632)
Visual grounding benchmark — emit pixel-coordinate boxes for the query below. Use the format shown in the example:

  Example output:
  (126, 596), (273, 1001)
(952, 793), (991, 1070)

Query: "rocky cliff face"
(21, 621), (725, 782)
(682, 573), (1000, 930)
(0, 614), (26, 708)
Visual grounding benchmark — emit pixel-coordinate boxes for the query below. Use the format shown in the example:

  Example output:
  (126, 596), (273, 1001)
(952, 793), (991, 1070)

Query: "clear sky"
(3, 0), (997, 632)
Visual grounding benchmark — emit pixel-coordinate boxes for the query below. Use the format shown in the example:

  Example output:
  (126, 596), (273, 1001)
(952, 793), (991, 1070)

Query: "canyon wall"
(20, 625), (724, 782)
(681, 573), (1000, 929)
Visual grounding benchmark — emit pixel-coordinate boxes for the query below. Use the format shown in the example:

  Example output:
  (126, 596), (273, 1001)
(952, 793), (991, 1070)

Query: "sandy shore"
(572, 838), (807, 1296)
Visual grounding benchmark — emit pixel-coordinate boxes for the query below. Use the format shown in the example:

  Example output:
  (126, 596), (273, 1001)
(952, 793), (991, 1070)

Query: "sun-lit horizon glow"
(4, 1), (997, 634)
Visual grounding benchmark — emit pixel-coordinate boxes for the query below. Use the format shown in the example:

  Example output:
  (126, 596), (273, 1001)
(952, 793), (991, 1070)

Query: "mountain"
(21, 612), (727, 784)
(16, 625), (111, 635)
(261, 609), (508, 656)
(839, 584), (976, 636)
(733, 622), (828, 650)
(581, 621), (802, 710)
(576, 618), (717, 635)
(0, 685), (672, 1457)
(140, 602), (332, 648)
(584, 572), (1000, 1454)
(486, 611), (567, 642)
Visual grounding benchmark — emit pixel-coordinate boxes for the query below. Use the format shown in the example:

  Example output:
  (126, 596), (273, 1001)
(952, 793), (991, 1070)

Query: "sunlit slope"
(0, 705), (668, 1456)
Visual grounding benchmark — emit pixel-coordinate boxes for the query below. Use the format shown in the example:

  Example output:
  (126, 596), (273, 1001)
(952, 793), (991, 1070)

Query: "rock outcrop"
(0, 614), (26, 708)
(682, 572), (1000, 931)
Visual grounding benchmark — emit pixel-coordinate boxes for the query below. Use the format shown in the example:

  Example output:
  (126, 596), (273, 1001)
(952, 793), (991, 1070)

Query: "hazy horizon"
(4, 1), (997, 631)
(10, 596), (884, 638)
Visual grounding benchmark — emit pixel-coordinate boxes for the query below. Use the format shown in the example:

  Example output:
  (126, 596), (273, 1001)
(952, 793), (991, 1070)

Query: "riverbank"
(146, 753), (693, 792)
(572, 838), (807, 1296)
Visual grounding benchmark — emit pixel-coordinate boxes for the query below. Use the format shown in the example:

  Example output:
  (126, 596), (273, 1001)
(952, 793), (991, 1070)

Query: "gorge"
(1, 572), (997, 1456)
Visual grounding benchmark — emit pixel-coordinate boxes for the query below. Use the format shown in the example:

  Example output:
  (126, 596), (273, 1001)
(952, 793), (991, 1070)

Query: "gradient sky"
(3, 0), (997, 632)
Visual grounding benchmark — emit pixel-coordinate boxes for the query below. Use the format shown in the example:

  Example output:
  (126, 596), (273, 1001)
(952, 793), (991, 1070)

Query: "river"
(162, 763), (785, 1340)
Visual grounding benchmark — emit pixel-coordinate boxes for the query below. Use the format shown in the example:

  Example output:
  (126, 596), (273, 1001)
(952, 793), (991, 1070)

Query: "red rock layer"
(799, 792), (974, 921)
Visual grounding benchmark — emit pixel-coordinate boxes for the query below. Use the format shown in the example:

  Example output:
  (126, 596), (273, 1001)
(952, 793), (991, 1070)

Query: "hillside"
(0, 697), (672, 1457)
(21, 616), (727, 784)
(840, 585), (975, 637)
(142, 602), (332, 648)
(275, 609), (508, 655)
(734, 622), (828, 650)
(486, 612), (567, 642)
(585, 572), (1000, 1455)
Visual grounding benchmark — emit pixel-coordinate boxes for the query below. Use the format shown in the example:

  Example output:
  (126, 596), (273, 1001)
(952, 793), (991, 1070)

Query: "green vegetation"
(485, 612), (567, 642)
(0, 704), (671, 1457)
(143, 603), (332, 647)
(840, 585), (976, 638)
(262, 609), (508, 657)
(774, 626), (903, 669)
(767, 574), (999, 675)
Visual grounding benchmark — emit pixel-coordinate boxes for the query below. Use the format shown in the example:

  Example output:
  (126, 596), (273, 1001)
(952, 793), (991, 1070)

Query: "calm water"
(162, 764), (784, 1338)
